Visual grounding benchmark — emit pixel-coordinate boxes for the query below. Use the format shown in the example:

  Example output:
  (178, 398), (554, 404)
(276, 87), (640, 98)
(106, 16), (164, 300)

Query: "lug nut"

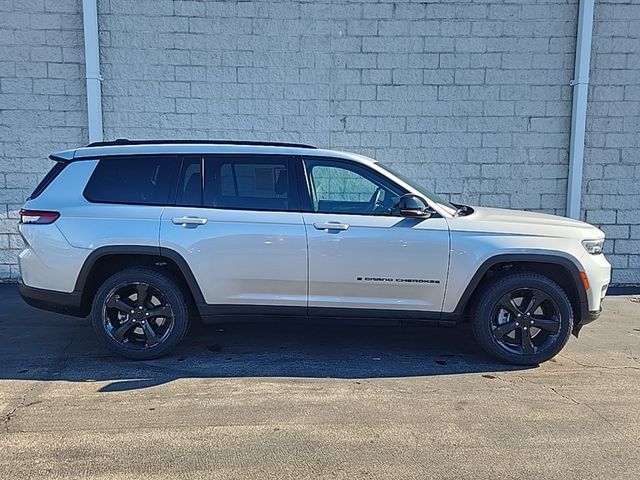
(516, 322), (520, 326)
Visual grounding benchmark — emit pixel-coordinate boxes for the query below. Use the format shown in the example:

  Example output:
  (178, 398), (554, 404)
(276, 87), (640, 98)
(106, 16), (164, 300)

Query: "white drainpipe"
(81, 0), (103, 143)
(566, 0), (595, 219)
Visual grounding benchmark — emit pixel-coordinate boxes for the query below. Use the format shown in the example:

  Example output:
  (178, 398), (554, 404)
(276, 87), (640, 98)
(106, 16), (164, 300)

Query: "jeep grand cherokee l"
(17, 139), (611, 364)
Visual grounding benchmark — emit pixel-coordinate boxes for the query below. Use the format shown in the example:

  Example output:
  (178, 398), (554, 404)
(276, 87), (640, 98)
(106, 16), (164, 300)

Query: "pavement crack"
(544, 382), (622, 434)
(488, 374), (521, 388)
(2, 384), (36, 434)
(557, 353), (640, 371)
(548, 386), (579, 405)
(2, 337), (74, 434)
(579, 401), (623, 435)
(507, 374), (624, 436)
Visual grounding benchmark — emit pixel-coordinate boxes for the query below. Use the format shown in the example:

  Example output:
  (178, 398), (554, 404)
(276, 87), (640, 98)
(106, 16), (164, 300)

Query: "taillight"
(19, 209), (60, 225)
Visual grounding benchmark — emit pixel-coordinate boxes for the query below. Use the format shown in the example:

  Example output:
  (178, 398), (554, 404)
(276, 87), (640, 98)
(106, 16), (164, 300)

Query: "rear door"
(300, 156), (450, 314)
(160, 154), (307, 311)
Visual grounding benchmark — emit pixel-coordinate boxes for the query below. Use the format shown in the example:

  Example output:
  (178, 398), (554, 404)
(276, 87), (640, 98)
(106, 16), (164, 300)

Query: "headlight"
(582, 239), (604, 255)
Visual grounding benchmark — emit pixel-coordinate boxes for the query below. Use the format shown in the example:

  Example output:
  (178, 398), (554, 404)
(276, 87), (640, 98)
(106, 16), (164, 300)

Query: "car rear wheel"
(91, 268), (189, 360)
(471, 272), (573, 365)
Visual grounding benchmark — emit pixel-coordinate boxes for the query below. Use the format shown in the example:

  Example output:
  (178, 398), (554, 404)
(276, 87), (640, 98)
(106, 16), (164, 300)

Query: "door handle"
(172, 216), (208, 226)
(313, 222), (350, 231)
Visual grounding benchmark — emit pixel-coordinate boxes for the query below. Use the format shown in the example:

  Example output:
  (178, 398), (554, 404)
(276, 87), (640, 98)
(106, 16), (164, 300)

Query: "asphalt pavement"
(0, 284), (639, 479)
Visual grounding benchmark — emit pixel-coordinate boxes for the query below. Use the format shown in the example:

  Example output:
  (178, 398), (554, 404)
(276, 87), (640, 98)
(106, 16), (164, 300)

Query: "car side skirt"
(198, 304), (454, 326)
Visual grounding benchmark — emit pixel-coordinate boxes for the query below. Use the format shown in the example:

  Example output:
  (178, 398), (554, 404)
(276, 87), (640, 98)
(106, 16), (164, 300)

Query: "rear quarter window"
(28, 161), (67, 200)
(83, 155), (179, 205)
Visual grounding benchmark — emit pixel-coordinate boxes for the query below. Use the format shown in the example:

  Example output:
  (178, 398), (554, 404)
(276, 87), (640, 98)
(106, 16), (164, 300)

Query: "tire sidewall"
(91, 268), (189, 360)
(472, 273), (574, 365)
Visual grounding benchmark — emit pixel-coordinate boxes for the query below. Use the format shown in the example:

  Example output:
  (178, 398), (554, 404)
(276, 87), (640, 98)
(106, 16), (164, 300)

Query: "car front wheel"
(471, 272), (574, 365)
(91, 267), (190, 360)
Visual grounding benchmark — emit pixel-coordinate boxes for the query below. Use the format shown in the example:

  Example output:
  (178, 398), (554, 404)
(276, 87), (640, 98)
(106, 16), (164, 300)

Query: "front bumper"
(579, 251), (611, 317)
(573, 307), (602, 337)
(18, 282), (87, 317)
(582, 307), (602, 325)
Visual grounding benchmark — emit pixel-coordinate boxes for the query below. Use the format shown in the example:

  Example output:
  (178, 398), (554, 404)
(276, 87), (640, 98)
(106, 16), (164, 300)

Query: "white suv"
(17, 140), (611, 364)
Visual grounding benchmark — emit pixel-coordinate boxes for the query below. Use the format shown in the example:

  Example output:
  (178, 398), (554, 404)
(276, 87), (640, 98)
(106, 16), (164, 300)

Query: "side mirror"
(394, 194), (432, 218)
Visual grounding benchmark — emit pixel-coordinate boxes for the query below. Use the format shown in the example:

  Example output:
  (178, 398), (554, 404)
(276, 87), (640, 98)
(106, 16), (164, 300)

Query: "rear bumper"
(18, 282), (86, 317)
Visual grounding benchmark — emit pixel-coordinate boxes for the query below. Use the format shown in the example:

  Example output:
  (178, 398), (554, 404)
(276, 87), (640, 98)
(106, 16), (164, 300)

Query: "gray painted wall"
(0, 0), (638, 284)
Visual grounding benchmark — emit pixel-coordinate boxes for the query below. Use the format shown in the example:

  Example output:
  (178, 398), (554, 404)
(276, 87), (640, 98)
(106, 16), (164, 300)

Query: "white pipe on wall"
(566, 0), (595, 219)
(81, 0), (103, 143)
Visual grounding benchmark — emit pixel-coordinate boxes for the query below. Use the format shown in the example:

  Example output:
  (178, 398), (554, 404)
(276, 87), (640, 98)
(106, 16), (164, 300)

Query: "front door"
(300, 157), (450, 314)
(160, 154), (307, 311)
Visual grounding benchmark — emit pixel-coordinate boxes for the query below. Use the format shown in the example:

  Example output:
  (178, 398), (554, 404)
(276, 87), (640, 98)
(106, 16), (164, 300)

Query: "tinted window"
(84, 156), (179, 205)
(29, 161), (67, 200)
(175, 156), (202, 207)
(203, 155), (295, 211)
(304, 158), (403, 215)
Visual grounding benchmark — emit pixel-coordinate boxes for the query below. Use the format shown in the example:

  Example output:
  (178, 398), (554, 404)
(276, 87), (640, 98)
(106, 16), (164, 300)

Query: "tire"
(471, 272), (573, 365)
(91, 267), (190, 360)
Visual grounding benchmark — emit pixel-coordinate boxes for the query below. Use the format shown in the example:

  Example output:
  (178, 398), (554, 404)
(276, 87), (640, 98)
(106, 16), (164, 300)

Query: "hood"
(448, 206), (604, 240)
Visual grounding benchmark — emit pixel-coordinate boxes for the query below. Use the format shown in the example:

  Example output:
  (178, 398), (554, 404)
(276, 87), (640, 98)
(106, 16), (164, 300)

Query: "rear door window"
(202, 155), (298, 212)
(175, 156), (203, 207)
(84, 155), (179, 205)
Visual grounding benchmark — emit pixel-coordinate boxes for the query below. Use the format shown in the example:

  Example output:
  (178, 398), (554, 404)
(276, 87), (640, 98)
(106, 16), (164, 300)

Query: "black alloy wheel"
(91, 268), (190, 360)
(471, 272), (573, 365)
(103, 282), (175, 350)
(491, 287), (562, 356)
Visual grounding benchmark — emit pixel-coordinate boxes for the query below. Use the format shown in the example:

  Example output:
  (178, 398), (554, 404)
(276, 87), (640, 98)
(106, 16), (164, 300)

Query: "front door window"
(304, 159), (402, 215)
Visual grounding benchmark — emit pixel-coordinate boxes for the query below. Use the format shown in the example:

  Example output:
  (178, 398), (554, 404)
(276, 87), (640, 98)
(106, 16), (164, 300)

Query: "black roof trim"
(49, 154), (72, 163)
(86, 138), (317, 149)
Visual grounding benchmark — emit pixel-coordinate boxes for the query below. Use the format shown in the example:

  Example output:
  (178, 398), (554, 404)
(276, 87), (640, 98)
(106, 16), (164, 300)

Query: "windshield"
(376, 163), (457, 214)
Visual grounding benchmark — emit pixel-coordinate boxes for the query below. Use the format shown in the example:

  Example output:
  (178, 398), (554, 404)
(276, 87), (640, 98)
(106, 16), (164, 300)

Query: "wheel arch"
(75, 245), (205, 316)
(451, 253), (588, 326)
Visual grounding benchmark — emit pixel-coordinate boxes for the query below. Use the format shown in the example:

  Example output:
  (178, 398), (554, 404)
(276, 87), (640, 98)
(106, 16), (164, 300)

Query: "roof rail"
(85, 138), (317, 149)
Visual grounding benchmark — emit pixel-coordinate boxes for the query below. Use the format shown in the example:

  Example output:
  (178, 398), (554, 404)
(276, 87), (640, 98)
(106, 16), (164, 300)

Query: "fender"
(444, 253), (589, 324)
(74, 245), (206, 305)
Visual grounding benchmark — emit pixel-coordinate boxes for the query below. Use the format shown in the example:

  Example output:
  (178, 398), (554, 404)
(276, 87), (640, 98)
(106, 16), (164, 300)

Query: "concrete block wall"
(584, 1), (640, 284)
(0, 0), (639, 284)
(99, 0), (579, 219)
(0, 0), (87, 280)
